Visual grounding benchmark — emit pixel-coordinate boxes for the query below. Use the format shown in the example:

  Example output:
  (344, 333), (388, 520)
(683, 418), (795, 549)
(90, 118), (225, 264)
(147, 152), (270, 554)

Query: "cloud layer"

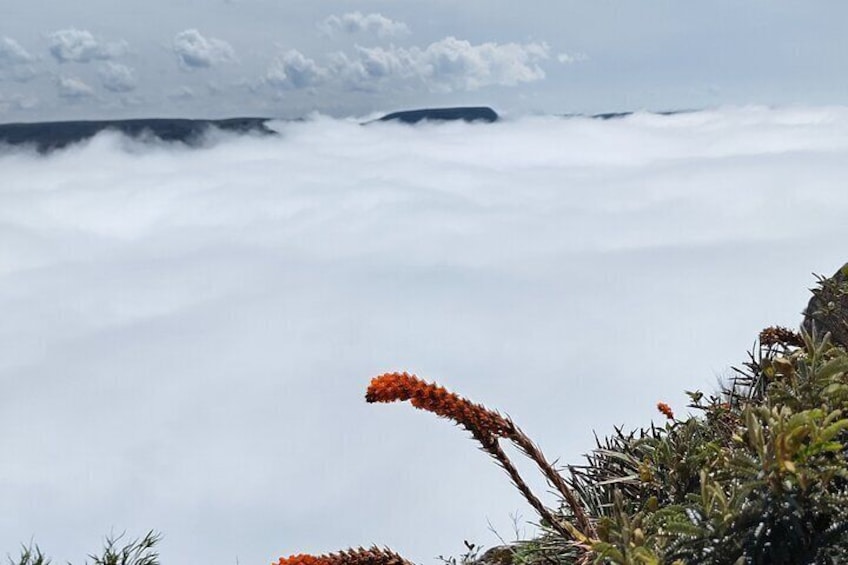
(2, 107), (848, 565)
(265, 38), (550, 94)
(0, 9), (569, 120)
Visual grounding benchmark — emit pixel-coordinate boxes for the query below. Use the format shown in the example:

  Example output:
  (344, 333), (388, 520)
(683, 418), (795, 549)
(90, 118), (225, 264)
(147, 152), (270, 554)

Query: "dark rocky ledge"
(0, 117), (276, 153)
(375, 106), (499, 124)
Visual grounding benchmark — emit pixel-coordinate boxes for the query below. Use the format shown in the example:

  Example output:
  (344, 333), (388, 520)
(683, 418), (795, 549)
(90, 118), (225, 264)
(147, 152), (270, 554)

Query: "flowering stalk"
(759, 325), (804, 348)
(656, 402), (674, 420)
(366, 372), (514, 441)
(275, 546), (413, 565)
(366, 372), (595, 542)
(507, 428), (596, 538)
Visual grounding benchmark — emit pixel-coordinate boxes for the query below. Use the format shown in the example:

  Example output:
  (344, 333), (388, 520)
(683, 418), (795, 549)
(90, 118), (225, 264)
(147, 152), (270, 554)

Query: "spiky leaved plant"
(8, 545), (50, 565)
(552, 274), (848, 564)
(7, 532), (161, 565)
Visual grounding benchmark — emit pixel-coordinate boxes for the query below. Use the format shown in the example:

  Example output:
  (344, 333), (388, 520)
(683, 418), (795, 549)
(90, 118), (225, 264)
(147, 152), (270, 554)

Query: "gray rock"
(802, 263), (848, 348)
(473, 546), (514, 565)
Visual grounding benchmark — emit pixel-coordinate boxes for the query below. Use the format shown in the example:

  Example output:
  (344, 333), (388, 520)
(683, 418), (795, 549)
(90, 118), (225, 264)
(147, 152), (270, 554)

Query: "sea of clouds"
(2, 106), (848, 565)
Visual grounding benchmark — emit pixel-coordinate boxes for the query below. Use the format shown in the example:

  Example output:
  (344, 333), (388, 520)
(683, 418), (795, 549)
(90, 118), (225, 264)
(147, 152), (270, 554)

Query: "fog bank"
(2, 106), (848, 565)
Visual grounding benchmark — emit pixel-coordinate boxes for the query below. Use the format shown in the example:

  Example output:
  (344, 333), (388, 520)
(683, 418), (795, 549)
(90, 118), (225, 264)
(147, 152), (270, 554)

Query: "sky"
(1, 1), (848, 121)
(2, 106), (848, 564)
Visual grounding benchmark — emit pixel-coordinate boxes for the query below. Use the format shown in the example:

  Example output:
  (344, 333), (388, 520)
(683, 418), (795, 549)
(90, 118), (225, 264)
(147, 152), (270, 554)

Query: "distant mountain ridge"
(0, 107), (696, 153)
(0, 117), (275, 153)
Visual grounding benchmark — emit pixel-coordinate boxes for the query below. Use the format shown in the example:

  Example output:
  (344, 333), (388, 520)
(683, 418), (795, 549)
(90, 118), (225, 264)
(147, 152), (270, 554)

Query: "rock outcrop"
(472, 546), (515, 565)
(802, 263), (848, 348)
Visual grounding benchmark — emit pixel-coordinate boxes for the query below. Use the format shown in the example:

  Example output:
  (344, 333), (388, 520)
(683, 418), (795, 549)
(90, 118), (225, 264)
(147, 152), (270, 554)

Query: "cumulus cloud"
(2, 107), (848, 564)
(320, 11), (410, 38)
(256, 36), (548, 95)
(333, 37), (549, 92)
(56, 75), (95, 99)
(172, 29), (235, 69)
(265, 49), (326, 90)
(48, 28), (127, 63)
(98, 62), (137, 92)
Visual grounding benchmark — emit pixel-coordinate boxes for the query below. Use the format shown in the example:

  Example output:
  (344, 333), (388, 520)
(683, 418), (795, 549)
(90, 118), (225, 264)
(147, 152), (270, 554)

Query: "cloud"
(172, 29), (235, 69)
(333, 37), (550, 92)
(265, 50), (326, 90)
(56, 75), (95, 99)
(48, 29), (127, 63)
(98, 62), (137, 93)
(0, 37), (35, 66)
(320, 12), (410, 38)
(0, 37), (38, 82)
(557, 52), (588, 64)
(3, 107), (848, 565)
(256, 36), (549, 96)
(168, 85), (195, 101)
(0, 92), (38, 113)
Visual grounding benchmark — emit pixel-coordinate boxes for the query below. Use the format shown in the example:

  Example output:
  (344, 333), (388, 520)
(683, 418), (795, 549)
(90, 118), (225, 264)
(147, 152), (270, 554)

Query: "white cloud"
(172, 29), (235, 69)
(265, 49), (325, 90)
(2, 106), (848, 565)
(333, 37), (550, 92)
(56, 75), (95, 99)
(0, 37), (35, 66)
(0, 37), (38, 82)
(557, 52), (588, 64)
(320, 11), (410, 38)
(48, 28), (127, 63)
(98, 62), (137, 92)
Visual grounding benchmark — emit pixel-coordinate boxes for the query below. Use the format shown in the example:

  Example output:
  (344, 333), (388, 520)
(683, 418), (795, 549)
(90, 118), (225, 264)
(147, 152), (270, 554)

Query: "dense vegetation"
(12, 265), (848, 564)
(354, 264), (848, 565)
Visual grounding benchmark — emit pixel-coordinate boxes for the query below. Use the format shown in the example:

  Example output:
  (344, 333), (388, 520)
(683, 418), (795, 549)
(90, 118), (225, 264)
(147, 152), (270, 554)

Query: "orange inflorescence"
(759, 326), (804, 347)
(275, 547), (412, 565)
(656, 402), (674, 420)
(275, 556), (326, 565)
(366, 372), (513, 440)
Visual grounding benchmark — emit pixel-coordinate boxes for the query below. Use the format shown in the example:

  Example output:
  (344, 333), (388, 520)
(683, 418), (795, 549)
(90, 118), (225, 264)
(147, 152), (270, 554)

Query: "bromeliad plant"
(274, 265), (848, 565)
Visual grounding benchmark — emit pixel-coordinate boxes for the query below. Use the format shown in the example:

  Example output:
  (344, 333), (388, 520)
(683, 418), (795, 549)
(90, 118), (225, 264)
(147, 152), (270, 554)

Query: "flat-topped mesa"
(0, 117), (276, 153)
(376, 106), (499, 124)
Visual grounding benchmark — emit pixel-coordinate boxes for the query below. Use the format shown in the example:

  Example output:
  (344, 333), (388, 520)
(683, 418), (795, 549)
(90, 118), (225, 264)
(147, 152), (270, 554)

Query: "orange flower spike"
(366, 372), (512, 439)
(656, 402), (674, 420)
(275, 555), (327, 565)
(275, 547), (414, 565)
